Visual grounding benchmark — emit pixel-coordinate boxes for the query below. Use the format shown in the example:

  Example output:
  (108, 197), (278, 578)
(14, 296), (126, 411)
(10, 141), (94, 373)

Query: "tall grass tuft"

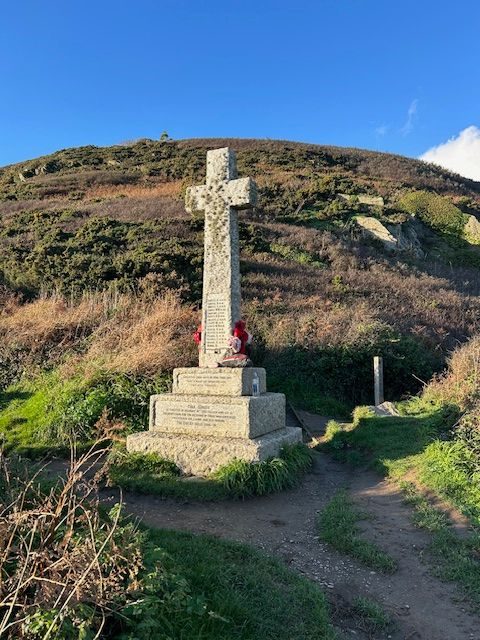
(214, 444), (313, 498)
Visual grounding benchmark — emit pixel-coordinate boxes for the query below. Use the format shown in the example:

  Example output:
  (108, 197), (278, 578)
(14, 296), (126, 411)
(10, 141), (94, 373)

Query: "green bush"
(0, 214), (203, 299)
(266, 326), (440, 409)
(399, 190), (467, 238)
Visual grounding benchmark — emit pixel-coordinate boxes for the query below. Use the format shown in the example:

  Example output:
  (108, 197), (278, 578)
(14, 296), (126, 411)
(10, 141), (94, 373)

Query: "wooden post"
(374, 356), (384, 406)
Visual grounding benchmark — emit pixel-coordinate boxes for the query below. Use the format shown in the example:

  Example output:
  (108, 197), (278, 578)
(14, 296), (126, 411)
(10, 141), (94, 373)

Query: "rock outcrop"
(355, 216), (424, 258)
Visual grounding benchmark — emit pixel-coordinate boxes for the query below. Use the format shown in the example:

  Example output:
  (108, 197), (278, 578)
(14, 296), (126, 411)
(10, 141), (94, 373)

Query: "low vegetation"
(321, 335), (480, 606)
(323, 335), (480, 524)
(107, 443), (313, 500)
(317, 490), (398, 574)
(0, 448), (336, 639)
(350, 596), (392, 636)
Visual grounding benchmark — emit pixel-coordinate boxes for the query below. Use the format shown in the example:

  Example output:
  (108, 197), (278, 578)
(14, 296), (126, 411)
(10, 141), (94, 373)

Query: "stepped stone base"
(127, 427), (303, 476)
(149, 392), (285, 438)
(172, 367), (266, 396)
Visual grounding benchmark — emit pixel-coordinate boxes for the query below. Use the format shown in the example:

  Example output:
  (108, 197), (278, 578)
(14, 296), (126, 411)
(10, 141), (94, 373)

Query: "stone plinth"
(126, 147), (303, 477)
(127, 427), (303, 476)
(149, 392), (284, 438)
(172, 367), (266, 396)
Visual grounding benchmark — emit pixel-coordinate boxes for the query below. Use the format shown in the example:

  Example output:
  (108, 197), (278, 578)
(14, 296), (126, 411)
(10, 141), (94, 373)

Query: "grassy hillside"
(1, 137), (480, 439)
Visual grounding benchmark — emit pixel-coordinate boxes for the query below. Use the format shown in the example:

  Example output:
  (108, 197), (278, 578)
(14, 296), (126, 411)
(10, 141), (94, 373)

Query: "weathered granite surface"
(172, 367), (266, 396)
(356, 216), (424, 257)
(339, 193), (384, 207)
(127, 427), (303, 476)
(185, 148), (257, 368)
(149, 392), (285, 439)
(464, 214), (480, 245)
(126, 147), (297, 476)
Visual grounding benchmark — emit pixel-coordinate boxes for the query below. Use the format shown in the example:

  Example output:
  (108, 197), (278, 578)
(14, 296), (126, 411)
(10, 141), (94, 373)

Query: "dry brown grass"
(0, 295), (108, 350)
(85, 180), (182, 201)
(424, 336), (480, 409)
(85, 292), (197, 374)
(0, 293), (115, 352)
(0, 291), (198, 377)
(0, 443), (155, 638)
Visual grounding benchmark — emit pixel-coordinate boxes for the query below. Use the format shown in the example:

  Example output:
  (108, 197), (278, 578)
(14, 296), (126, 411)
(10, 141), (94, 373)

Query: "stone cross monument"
(186, 148), (257, 367)
(126, 147), (302, 476)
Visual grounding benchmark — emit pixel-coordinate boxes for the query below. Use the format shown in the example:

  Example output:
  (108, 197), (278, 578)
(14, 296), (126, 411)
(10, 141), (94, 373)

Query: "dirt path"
(104, 444), (479, 640)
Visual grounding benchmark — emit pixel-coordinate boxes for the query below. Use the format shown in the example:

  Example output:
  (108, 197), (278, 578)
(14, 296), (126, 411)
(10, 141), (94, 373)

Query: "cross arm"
(226, 177), (257, 210)
(185, 185), (208, 213)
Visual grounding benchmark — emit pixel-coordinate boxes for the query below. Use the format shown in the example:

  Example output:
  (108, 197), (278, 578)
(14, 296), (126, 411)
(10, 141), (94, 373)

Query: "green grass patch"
(429, 528), (480, 607)
(108, 444), (313, 501)
(145, 527), (337, 639)
(317, 490), (398, 574)
(350, 596), (392, 634)
(400, 481), (450, 531)
(321, 404), (448, 477)
(322, 402), (480, 525)
(0, 370), (169, 457)
(0, 374), (98, 457)
(418, 440), (480, 525)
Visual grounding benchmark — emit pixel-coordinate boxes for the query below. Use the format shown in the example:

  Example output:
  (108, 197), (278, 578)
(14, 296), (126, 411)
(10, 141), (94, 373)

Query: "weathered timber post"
(374, 356), (384, 406)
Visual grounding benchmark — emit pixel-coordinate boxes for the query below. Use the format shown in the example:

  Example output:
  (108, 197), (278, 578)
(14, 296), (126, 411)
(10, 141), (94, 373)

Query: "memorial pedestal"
(126, 367), (303, 476)
(127, 149), (303, 476)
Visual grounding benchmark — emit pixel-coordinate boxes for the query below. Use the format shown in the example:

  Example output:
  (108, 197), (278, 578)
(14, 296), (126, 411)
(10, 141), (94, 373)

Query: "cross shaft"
(185, 148), (257, 367)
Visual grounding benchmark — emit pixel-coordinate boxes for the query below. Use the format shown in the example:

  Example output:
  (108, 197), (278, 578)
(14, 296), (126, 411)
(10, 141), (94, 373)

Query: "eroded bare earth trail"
(105, 411), (480, 640)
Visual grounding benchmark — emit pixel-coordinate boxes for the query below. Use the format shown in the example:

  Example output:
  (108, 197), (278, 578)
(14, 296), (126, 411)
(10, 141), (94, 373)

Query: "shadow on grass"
(0, 389), (33, 412)
(320, 407), (451, 476)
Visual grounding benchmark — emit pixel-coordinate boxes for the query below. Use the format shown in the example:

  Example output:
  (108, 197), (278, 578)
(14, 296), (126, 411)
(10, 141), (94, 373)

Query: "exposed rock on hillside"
(464, 214), (480, 245)
(355, 216), (424, 258)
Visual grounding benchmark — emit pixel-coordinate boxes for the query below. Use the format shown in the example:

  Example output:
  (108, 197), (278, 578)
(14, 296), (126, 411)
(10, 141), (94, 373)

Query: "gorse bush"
(399, 190), (467, 238)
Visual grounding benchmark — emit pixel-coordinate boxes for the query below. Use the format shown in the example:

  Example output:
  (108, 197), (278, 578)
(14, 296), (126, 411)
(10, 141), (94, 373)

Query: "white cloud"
(375, 124), (388, 137)
(420, 126), (480, 181)
(401, 99), (419, 136)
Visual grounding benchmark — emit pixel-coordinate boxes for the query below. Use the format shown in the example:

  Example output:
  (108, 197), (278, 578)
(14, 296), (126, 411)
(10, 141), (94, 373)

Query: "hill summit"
(1, 138), (480, 408)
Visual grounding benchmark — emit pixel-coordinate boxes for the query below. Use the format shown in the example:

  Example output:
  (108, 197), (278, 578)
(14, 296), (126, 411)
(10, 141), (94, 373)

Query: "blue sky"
(1, 0), (479, 176)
